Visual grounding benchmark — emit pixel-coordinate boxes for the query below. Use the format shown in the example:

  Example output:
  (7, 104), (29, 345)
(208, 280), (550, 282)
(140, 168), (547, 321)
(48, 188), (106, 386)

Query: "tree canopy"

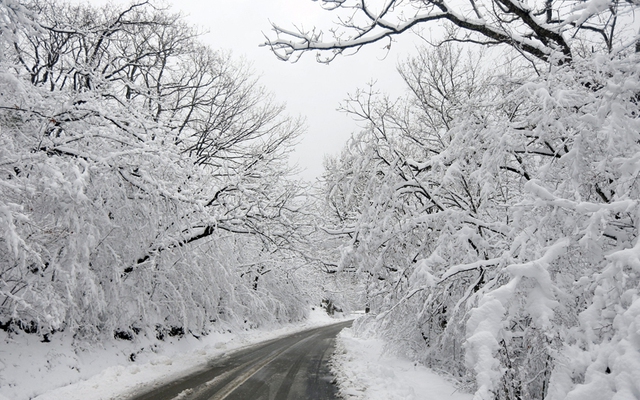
(0, 0), (316, 341)
(265, 0), (640, 399)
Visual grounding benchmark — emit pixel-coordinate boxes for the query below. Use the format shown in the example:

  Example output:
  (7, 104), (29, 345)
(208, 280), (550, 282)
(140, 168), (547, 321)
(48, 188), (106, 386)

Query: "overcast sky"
(162, 0), (418, 180)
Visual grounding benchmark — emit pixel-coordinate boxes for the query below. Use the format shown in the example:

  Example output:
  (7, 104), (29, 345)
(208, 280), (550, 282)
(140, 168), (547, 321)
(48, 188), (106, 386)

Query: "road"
(129, 320), (353, 400)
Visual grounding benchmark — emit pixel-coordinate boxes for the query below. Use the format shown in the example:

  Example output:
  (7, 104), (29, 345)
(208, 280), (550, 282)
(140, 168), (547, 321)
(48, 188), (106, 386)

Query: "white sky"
(163, 0), (417, 180)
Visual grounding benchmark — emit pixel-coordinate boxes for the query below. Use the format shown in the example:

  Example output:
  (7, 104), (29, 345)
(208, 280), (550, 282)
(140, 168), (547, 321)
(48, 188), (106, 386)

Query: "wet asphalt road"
(129, 320), (353, 400)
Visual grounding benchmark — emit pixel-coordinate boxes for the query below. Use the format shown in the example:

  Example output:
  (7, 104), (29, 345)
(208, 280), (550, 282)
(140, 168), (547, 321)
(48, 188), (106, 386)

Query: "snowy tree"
(266, 1), (640, 399)
(327, 47), (640, 400)
(0, 0), (311, 343)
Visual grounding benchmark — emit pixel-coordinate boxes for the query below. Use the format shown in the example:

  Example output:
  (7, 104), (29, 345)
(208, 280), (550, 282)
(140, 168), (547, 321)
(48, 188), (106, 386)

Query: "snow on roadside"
(331, 327), (473, 400)
(0, 308), (345, 400)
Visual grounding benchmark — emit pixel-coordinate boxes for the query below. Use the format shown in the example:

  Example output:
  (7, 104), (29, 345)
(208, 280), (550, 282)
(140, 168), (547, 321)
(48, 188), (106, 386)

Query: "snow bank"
(0, 308), (344, 400)
(331, 327), (473, 400)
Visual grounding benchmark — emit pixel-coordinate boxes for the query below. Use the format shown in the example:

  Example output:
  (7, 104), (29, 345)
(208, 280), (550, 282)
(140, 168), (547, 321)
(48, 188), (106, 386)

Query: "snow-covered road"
(129, 320), (352, 400)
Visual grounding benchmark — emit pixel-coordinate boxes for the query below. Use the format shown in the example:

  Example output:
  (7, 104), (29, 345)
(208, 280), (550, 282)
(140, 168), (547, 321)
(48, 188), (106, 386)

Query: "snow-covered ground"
(0, 308), (343, 400)
(2, 310), (472, 400)
(332, 328), (473, 400)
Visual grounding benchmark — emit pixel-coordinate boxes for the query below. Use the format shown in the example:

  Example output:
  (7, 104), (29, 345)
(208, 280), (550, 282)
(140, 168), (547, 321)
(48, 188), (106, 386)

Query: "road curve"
(129, 320), (353, 400)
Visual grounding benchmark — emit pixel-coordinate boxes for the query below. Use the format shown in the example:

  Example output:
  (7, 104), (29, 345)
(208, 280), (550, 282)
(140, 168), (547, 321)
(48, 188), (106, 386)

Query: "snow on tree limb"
(264, 0), (636, 64)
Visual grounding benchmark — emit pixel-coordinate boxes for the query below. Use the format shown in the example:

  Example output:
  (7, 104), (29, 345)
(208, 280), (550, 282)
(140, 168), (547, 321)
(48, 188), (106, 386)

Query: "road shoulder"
(331, 327), (473, 400)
